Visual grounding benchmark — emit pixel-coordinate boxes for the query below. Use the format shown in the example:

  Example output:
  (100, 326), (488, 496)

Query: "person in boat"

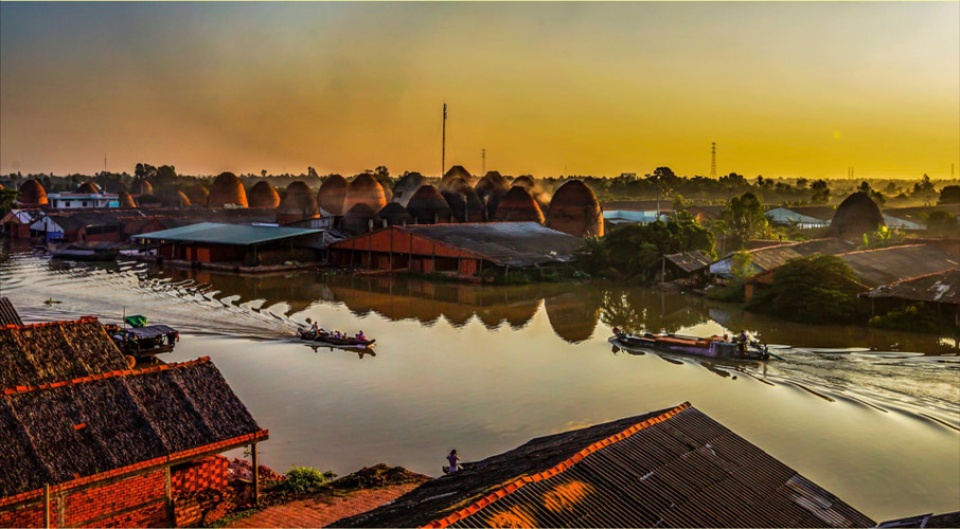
(738, 330), (748, 355)
(309, 321), (320, 334)
(443, 449), (461, 474)
(356, 330), (366, 342)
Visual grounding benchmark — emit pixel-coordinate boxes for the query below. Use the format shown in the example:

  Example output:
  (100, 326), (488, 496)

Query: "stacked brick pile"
(172, 456), (229, 494)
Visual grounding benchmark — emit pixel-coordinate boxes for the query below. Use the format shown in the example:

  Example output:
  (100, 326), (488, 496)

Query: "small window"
(82, 201), (88, 207)
(64, 201), (71, 207)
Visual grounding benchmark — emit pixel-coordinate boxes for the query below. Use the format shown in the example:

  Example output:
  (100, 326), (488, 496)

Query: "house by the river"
(0, 300), (269, 528)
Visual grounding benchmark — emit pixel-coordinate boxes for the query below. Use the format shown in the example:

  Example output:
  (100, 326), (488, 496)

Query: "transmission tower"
(482, 148), (486, 176)
(710, 142), (717, 178)
(848, 166), (854, 179)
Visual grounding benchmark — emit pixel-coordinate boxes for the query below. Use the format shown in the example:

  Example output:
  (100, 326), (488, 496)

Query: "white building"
(764, 207), (830, 229)
(46, 192), (119, 209)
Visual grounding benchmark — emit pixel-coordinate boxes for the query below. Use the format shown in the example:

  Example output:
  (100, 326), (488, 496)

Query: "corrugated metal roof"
(664, 250), (712, 273)
(400, 223), (586, 267)
(334, 403), (874, 528)
(883, 214), (925, 231)
(0, 297), (24, 326)
(838, 244), (959, 288)
(131, 221), (323, 246)
(867, 269), (960, 305)
(765, 208), (831, 227)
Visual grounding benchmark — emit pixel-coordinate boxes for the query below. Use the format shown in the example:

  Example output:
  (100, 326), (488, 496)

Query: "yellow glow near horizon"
(0, 2), (957, 180)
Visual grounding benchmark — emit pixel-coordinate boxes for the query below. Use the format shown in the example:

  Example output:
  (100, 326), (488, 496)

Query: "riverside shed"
(0, 314), (268, 528)
(334, 402), (874, 528)
(329, 222), (586, 278)
(131, 222), (323, 267)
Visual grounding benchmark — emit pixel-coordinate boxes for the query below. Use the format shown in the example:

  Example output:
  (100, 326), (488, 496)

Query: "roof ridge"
(875, 268), (958, 289)
(837, 243), (926, 257)
(422, 402), (693, 529)
(2, 357), (212, 396)
(2, 315), (100, 331)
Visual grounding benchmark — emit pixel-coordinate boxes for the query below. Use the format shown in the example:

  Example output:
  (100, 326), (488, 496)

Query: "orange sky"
(1, 2), (958, 180)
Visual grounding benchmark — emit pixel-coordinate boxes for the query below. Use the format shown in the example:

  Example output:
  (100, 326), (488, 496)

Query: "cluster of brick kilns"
(14, 166), (605, 238)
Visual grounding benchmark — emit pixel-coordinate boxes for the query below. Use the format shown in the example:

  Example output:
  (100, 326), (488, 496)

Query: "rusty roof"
(0, 317), (129, 388)
(867, 269), (960, 305)
(334, 403), (874, 528)
(399, 223), (587, 267)
(664, 250), (712, 273)
(1, 357), (264, 498)
(838, 244), (960, 288)
(1, 316), (265, 498)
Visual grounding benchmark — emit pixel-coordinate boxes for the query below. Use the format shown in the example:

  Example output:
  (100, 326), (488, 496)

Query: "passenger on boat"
(443, 449), (461, 474)
(310, 322), (319, 334)
(356, 330), (366, 341)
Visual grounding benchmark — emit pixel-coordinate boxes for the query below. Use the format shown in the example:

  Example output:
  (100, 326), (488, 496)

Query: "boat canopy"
(122, 325), (177, 339)
(124, 314), (148, 328)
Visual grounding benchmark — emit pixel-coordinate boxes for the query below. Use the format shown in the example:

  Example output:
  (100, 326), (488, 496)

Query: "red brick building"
(0, 315), (268, 528)
(329, 222), (586, 278)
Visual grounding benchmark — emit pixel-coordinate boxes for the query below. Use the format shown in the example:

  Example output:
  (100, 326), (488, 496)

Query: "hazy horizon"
(1, 2), (958, 180)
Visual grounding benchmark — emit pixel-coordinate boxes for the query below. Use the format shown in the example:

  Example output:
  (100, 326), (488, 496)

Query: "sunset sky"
(1, 2), (958, 180)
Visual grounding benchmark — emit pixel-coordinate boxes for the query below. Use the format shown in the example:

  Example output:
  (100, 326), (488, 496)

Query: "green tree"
(925, 211), (960, 236)
(810, 179), (830, 203)
(747, 255), (864, 324)
(938, 185), (960, 205)
(720, 192), (768, 249)
(0, 188), (19, 215)
(576, 217), (715, 282)
(913, 174), (936, 198)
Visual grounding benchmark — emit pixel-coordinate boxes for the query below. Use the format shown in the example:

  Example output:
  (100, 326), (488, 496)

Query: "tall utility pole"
(441, 103), (447, 177)
(710, 142), (717, 178)
(104, 154), (107, 174)
(848, 166), (854, 179)
(481, 148), (486, 176)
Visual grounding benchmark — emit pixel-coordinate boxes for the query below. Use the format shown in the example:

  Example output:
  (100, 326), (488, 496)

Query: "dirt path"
(224, 483), (420, 528)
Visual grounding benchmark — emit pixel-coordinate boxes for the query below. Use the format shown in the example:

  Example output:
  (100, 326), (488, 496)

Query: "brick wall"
(67, 470), (166, 528)
(0, 471), (168, 529)
(0, 502), (45, 528)
(172, 455), (229, 494)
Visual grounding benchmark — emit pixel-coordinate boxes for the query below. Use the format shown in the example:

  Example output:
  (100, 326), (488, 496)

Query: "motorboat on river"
(104, 315), (179, 357)
(611, 327), (769, 361)
(298, 328), (376, 349)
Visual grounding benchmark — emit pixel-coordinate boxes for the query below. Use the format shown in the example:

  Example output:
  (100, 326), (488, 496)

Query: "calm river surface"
(1, 247), (958, 521)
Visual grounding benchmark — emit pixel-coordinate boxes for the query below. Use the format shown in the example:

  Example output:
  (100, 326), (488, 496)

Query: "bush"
(283, 466), (330, 493)
(869, 304), (947, 333)
(747, 255), (864, 324)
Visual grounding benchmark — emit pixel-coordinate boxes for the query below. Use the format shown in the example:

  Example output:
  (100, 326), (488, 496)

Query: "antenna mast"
(441, 103), (447, 177)
(710, 142), (717, 178)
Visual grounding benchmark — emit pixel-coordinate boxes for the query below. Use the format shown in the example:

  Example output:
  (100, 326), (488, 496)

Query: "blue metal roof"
(131, 222), (322, 246)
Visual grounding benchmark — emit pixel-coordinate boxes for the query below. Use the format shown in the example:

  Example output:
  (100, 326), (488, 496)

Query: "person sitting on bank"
(443, 449), (461, 474)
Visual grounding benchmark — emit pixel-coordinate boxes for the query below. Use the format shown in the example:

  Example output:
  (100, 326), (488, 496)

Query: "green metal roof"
(131, 222), (323, 246)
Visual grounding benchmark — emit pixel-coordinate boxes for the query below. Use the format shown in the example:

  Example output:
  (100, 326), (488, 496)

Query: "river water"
(1, 246), (957, 522)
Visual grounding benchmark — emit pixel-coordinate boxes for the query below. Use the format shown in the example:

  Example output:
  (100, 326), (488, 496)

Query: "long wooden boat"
(611, 328), (769, 361)
(50, 246), (119, 262)
(298, 328), (376, 348)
